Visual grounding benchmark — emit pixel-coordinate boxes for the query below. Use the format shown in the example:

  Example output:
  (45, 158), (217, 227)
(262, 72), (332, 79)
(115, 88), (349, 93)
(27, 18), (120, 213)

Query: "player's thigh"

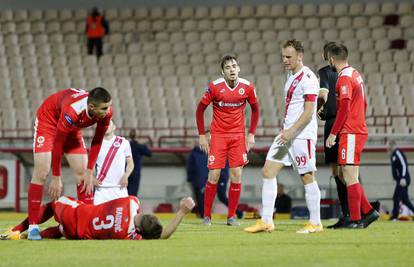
(208, 134), (228, 169)
(337, 134), (367, 165)
(32, 152), (52, 182)
(265, 136), (290, 168)
(262, 160), (284, 178)
(290, 139), (317, 175)
(63, 131), (87, 155)
(227, 134), (248, 168)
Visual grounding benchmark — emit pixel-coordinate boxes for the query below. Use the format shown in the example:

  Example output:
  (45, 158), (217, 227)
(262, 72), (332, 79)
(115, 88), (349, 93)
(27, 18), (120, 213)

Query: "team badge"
(208, 155), (215, 165)
(113, 141), (121, 148)
(293, 80), (299, 86)
(238, 88), (245, 95)
(37, 136), (45, 144)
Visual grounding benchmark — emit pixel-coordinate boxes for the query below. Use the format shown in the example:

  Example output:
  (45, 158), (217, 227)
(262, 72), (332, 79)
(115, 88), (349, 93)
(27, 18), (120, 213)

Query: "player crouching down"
(1, 196), (195, 240)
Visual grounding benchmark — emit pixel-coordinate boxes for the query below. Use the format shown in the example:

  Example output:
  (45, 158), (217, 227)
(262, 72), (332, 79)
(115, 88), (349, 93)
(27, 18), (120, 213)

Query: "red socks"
(347, 183), (373, 221)
(41, 226), (63, 239)
(77, 182), (94, 204)
(228, 182), (241, 218)
(360, 184), (373, 214)
(28, 183), (44, 225)
(203, 181), (217, 218)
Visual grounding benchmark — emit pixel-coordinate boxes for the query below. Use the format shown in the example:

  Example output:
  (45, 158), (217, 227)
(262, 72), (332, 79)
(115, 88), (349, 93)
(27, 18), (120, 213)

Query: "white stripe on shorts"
(347, 134), (355, 164)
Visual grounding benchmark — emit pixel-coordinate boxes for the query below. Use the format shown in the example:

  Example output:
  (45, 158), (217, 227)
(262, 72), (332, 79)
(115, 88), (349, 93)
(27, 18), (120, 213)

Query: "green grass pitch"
(0, 213), (413, 267)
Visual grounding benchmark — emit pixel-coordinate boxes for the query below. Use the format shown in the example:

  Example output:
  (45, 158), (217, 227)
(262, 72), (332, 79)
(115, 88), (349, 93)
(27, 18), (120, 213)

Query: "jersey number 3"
(92, 215), (115, 230)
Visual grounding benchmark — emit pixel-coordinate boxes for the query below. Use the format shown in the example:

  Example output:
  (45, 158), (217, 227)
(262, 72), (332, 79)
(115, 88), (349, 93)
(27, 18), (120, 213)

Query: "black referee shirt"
(317, 65), (338, 120)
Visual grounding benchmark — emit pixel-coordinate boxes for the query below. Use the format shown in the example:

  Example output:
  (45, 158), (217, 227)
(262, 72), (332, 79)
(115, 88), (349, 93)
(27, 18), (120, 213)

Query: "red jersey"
(37, 88), (112, 175)
(199, 77), (257, 134)
(75, 196), (143, 240)
(335, 67), (368, 135)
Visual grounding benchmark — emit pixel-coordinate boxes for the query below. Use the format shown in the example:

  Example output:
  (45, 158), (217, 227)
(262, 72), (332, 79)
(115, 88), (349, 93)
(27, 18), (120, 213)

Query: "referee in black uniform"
(317, 42), (350, 228)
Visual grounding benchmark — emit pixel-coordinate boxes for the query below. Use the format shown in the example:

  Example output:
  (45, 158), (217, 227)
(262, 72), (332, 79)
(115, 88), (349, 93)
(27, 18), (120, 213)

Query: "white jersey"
(283, 65), (319, 141)
(95, 135), (131, 186)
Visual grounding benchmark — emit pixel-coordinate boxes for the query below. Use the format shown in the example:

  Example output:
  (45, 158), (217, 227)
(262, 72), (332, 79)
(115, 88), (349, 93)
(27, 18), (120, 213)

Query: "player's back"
(337, 67), (368, 135)
(76, 196), (141, 240)
(37, 88), (88, 122)
(317, 65), (338, 120)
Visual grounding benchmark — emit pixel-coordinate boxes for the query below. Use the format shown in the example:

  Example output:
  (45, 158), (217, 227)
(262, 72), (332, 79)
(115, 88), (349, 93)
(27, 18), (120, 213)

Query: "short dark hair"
(139, 214), (163, 240)
(323, 41), (337, 61)
(128, 129), (137, 139)
(220, 55), (238, 70)
(283, 39), (304, 53)
(88, 87), (111, 106)
(329, 44), (348, 61)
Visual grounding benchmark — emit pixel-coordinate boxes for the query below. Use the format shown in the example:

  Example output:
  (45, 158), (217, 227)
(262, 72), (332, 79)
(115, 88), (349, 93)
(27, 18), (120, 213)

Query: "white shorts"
(94, 186), (128, 205)
(266, 137), (317, 175)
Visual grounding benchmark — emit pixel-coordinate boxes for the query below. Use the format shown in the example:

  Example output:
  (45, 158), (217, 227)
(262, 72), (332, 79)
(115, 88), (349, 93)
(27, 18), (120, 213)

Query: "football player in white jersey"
(245, 39), (322, 234)
(94, 120), (135, 205)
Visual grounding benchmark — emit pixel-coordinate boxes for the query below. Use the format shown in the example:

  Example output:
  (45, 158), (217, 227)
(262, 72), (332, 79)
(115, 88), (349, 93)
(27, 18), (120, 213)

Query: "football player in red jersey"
(1, 196), (195, 240)
(196, 55), (259, 226)
(27, 87), (112, 240)
(326, 44), (379, 228)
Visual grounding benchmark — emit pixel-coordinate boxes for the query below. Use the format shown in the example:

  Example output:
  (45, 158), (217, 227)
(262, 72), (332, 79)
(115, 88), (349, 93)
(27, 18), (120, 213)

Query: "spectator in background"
(85, 7), (109, 60)
(275, 184), (292, 214)
(186, 138), (243, 219)
(127, 129), (152, 197)
(389, 140), (414, 220)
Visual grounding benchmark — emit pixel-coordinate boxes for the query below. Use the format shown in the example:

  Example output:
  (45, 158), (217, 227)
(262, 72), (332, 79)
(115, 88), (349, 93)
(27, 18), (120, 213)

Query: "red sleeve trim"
(196, 102), (208, 135)
(304, 94), (317, 102)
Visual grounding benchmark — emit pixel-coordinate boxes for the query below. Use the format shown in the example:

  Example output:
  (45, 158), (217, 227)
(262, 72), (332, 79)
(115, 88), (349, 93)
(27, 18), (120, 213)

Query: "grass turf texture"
(0, 213), (413, 267)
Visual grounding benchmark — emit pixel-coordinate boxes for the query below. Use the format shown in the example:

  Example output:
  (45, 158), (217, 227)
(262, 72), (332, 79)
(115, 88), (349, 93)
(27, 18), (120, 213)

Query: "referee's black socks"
(334, 175), (349, 217)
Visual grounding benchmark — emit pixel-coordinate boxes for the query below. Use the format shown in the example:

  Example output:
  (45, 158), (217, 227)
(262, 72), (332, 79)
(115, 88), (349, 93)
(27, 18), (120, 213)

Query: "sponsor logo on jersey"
(219, 88), (225, 93)
(217, 101), (244, 107)
(64, 114), (74, 125)
(238, 88), (245, 95)
(341, 85), (348, 95)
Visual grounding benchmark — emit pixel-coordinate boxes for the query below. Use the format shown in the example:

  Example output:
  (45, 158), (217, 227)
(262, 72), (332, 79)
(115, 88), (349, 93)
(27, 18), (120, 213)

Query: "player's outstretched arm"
(160, 197), (195, 239)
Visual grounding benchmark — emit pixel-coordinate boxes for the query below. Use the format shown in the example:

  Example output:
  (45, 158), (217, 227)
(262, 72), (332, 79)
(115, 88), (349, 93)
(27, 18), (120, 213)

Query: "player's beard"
(329, 59), (337, 72)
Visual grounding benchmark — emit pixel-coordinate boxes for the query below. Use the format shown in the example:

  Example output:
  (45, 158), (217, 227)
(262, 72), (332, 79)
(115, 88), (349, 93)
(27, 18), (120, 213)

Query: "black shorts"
(324, 118), (339, 164)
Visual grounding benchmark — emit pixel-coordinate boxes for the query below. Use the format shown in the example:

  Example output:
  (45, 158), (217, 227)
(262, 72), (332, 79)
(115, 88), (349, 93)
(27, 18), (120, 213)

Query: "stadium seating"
(0, 2), (413, 141)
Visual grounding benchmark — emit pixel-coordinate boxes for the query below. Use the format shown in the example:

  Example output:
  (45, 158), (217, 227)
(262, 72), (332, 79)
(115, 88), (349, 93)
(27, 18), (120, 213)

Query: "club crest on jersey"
(64, 114), (74, 125)
(205, 88), (211, 94)
(113, 141), (121, 148)
(37, 136), (45, 144)
(293, 80), (299, 87)
(208, 155), (215, 165)
(238, 88), (245, 95)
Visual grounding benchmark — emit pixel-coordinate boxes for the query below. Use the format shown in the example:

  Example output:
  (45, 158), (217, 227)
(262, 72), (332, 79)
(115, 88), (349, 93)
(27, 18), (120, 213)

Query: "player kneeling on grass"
(1, 196), (195, 240)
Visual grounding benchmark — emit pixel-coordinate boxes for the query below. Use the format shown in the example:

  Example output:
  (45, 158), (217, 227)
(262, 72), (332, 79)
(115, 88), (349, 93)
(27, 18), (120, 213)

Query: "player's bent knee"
(262, 167), (275, 179)
(301, 173), (315, 185)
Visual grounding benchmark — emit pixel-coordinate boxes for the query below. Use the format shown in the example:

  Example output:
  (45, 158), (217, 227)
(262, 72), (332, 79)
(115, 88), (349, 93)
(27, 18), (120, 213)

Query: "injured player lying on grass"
(1, 196), (195, 241)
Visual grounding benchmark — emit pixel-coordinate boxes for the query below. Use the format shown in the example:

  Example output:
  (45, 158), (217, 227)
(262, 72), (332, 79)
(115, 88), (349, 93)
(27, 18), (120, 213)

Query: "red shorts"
(338, 134), (368, 165)
(54, 196), (83, 239)
(33, 117), (87, 154)
(208, 133), (248, 169)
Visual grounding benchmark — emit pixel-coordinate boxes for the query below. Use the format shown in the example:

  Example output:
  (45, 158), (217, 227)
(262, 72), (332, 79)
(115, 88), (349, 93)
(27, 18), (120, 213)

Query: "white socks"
(304, 181), (321, 225)
(261, 178), (277, 224)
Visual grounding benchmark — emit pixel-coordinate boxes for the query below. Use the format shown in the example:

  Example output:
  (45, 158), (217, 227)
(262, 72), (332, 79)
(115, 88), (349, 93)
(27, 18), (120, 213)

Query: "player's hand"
(179, 197), (195, 214)
(48, 176), (63, 200)
(326, 134), (336, 148)
(246, 133), (255, 152)
(400, 178), (407, 187)
(81, 169), (95, 195)
(119, 175), (128, 188)
(199, 135), (209, 154)
(276, 128), (295, 145)
(317, 106), (324, 120)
